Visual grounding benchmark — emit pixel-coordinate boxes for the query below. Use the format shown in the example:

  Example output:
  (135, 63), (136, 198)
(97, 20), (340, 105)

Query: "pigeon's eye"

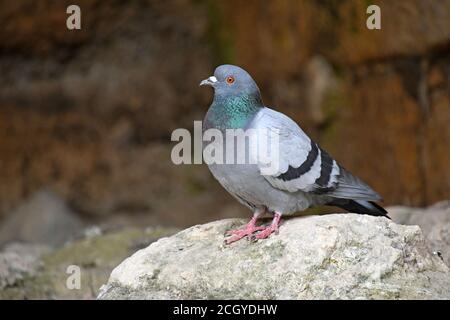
(226, 76), (235, 85)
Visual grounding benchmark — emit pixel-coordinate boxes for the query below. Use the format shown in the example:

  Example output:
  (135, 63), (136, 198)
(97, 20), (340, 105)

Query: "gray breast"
(207, 162), (314, 214)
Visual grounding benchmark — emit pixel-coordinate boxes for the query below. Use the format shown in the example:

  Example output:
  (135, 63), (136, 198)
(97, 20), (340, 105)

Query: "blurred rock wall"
(0, 0), (449, 226)
(0, 0), (229, 226)
(215, 0), (450, 206)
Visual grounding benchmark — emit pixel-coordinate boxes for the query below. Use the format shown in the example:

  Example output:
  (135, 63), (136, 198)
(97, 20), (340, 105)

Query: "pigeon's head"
(200, 65), (262, 102)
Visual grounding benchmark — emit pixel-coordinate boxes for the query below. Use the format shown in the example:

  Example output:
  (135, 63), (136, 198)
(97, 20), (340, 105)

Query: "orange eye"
(226, 76), (235, 84)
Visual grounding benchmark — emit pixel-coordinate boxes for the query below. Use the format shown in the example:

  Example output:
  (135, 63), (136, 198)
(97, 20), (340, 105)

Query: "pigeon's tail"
(329, 198), (390, 219)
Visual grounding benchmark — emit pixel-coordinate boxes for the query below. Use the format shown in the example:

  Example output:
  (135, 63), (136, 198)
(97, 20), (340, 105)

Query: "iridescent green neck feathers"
(205, 94), (263, 130)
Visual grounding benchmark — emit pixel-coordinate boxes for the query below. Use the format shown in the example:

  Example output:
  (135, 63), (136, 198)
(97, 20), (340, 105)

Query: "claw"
(253, 212), (282, 240)
(226, 226), (265, 236)
(223, 213), (262, 244)
(224, 226), (262, 244)
(223, 211), (282, 244)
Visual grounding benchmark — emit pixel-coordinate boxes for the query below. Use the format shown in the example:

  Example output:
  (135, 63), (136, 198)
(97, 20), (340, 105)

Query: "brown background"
(0, 0), (449, 231)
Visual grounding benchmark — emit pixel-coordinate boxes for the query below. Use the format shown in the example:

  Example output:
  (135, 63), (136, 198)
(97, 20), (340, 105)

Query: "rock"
(0, 0), (213, 220)
(427, 223), (450, 266)
(0, 227), (177, 299)
(219, 0), (450, 67)
(389, 201), (450, 233)
(324, 57), (450, 206)
(0, 243), (49, 290)
(0, 189), (84, 247)
(389, 201), (450, 266)
(98, 214), (450, 300)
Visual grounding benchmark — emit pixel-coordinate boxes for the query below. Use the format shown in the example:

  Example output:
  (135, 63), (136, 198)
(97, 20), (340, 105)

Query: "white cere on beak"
(200, 76), (218, 86)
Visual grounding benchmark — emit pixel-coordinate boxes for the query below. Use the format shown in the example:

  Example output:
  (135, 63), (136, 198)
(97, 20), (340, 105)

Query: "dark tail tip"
(368, 201), (390, 218)
(330, 199), (390, 219)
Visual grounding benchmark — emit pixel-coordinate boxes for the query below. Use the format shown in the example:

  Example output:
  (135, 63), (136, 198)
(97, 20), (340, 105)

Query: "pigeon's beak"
(199, 76), (218, 87)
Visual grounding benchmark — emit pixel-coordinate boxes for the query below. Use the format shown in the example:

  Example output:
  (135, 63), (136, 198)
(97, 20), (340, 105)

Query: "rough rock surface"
(98, 214), (450, 300)
(0, 243), (49, 290)
(0, 227), (177, 299)
(389, 201), (450, 266)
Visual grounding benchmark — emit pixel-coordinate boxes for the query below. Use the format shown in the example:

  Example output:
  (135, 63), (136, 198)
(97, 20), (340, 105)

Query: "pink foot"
(253, 213), (282, 240)
(224, 214), (265, 244)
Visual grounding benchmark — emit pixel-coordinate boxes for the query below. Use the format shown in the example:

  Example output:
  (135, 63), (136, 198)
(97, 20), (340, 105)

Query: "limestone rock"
(0, 227), (177, 299)
(98, 214), (450, 300)
(389, 201), (450, 266)
(0, 243), (49, 290)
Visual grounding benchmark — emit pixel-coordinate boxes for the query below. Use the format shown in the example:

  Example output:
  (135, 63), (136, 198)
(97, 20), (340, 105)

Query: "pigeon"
(200, 64), (388, 244)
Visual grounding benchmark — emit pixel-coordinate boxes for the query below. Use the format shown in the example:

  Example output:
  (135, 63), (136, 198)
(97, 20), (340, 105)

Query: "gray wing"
(250, 107), (381, 201)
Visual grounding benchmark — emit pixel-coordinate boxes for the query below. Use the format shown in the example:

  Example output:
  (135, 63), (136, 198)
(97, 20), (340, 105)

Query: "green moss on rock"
(0, 227), (177, 299)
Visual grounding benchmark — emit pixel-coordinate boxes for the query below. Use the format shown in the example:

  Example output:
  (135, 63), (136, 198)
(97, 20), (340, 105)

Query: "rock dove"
(200, 65), (388, 244)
